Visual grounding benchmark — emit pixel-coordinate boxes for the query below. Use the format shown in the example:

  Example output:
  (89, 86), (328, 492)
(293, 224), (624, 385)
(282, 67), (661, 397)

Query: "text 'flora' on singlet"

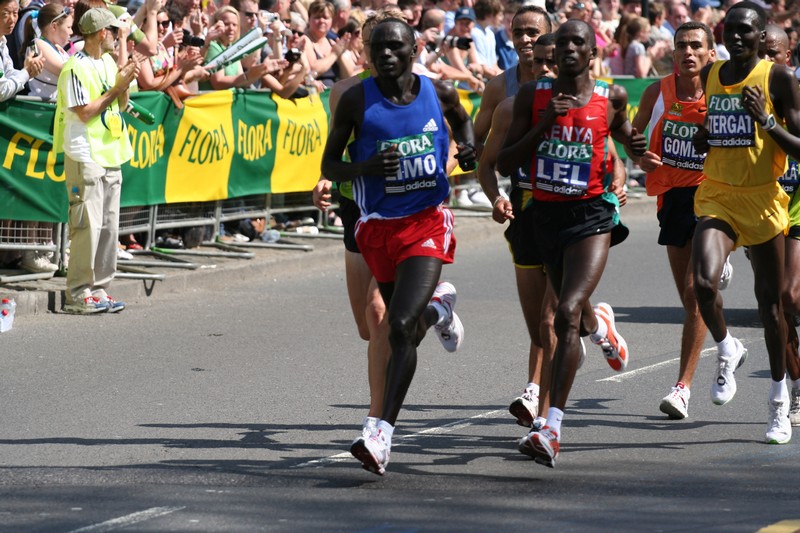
(703, 59), (787, 187)
(645, 74), (708, 199)
(348, 75), (450, 219)
(529, 78), (610, 202)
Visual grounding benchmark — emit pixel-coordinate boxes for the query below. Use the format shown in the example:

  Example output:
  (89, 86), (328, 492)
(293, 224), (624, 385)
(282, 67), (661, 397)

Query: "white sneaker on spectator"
(20, 251), (57, 273)
(64, 296), (109, 315)
(468, 188), (493, 207)
(95, 294), (125, 313)
(454, 189), (473, 207)
(117, 247), (134, 260)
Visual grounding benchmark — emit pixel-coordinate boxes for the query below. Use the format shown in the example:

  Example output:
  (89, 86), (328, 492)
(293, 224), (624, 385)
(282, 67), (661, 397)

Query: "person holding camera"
(441, 7), (485, 89)
(233, 0), (311, 97)
(137, 8), (208, 91)
(416, 8), (483, 92)
(200, 6), (285, 90)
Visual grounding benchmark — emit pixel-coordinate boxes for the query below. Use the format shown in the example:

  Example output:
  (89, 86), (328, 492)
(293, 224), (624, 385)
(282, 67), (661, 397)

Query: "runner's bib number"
(706, 94), (755, 148)
(534, 138), (592, 197)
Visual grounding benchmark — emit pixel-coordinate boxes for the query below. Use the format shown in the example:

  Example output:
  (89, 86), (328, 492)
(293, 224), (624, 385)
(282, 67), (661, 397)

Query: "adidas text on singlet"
(645, 74), (707, 198)
(529, 78), (610, 201)
(348, 75), (450, 219)
(704, 60), (787, 187)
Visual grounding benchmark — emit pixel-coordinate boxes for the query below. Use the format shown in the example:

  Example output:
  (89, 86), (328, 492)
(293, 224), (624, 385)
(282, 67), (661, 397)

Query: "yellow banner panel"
(165, 91), (235, 203)
(270, 94), (329, 194)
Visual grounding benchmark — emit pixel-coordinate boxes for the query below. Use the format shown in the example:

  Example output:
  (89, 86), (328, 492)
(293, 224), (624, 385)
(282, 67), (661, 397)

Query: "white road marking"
(597, 345), (725, 383)
(67, 506), (185, 532)
(292, 409), (505, 469)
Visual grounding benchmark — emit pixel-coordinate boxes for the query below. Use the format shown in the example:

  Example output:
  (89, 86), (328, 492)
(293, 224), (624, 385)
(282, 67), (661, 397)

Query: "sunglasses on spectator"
(291, 29), (304, 36)
(244, 11), (258, 18)
(157, 20), (171, 28)
(51, 6), (71, 23)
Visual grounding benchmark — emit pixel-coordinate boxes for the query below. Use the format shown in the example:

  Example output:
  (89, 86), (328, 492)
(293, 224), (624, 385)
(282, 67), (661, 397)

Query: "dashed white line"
(597, 345), (730, 383)
(292, 409), (505, 469)
(67, 506), (185, 532)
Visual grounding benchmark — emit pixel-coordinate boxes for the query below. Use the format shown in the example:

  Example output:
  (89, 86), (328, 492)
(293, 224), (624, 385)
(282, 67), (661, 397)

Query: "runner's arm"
(497, 82), (539, 175)
(478, 97), (515, 223)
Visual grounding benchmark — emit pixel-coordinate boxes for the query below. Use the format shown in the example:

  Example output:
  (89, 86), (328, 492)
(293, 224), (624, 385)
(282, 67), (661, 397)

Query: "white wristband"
(492, 195), (504, 208)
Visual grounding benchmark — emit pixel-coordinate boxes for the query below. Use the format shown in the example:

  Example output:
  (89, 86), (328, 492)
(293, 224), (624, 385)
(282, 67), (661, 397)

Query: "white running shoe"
(719, 255), (733, 291)
(766, 400), (792, 444)
(518, 425), (560, 468)
(509, 388), (538, 427)
(591, 303), (629, 371)
(710, 338), (748, 406)
(660, 383), (690, 419)
(361, 417), (378, 440)
(350, 428), (391, 475)
(789, 387), (800, 427)
(431, 282), (463, 352)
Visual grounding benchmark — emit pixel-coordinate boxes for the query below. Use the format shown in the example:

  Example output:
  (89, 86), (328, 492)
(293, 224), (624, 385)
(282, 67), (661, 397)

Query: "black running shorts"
(504, 187), (544, 268)
(656, 186), (698, 248)
(531, 194), (626, 268)
(339, 195), (361, 253)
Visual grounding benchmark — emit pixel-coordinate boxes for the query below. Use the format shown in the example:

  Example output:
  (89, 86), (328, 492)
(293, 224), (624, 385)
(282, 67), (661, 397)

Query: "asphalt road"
(0, 202), (798, 533)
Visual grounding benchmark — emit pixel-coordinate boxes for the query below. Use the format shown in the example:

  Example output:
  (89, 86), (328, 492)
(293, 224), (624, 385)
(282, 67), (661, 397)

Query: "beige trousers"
(64, 156), (122, 304)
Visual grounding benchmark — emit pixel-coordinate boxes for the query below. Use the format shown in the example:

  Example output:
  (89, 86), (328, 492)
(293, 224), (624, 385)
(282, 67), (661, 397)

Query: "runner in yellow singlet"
(691, 1), (800, 445)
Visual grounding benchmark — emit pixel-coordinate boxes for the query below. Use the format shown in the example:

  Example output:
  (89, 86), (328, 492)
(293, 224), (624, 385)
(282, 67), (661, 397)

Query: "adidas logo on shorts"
(422, 119), (439, 132)
(421, 238), (437, 249)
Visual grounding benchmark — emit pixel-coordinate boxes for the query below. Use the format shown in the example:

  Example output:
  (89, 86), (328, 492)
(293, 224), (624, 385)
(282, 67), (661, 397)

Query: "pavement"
(0, 190), (656, 319)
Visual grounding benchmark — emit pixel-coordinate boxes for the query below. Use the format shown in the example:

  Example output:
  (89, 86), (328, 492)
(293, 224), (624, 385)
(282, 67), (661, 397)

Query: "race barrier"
(0, 77), (656, 279)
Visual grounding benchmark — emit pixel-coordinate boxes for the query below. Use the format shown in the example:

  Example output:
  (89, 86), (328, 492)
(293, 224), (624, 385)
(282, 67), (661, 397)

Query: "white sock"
(526, 382), (540, 396)
(377, 420), (394, 446)
(791, 378), (800, 391)
(363, 416), (379, 429)
(771, 378), (789, 403)
(716, 332), (736, 359)
(533, 416), (547, 428)
(590, 312), (608, 343)
(430, 301), (448, 326)
(546, 407), (564, 435)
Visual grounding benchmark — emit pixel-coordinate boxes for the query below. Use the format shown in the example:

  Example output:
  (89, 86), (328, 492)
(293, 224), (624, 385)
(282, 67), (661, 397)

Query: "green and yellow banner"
(0, 90), (331, 223)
